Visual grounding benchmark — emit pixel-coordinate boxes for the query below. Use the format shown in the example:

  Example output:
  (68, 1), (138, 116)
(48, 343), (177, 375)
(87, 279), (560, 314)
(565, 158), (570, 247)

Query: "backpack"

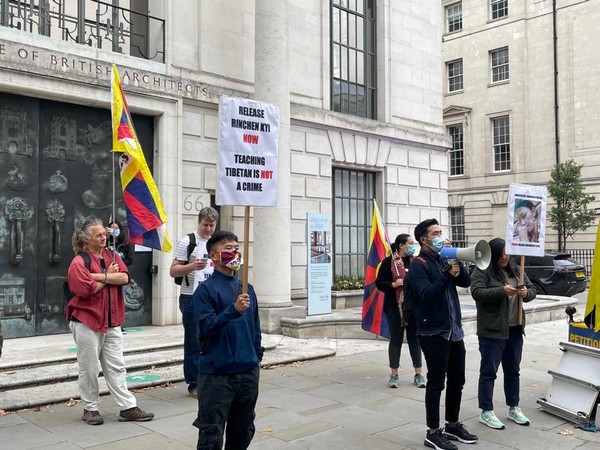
(64, 252), (92, 302)
(174, 233), (197, 286)
(402, 256), (430, 324)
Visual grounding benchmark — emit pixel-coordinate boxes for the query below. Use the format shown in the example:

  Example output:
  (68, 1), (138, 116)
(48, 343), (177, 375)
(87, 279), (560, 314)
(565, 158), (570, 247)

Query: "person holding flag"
(376, 233), (426, 389)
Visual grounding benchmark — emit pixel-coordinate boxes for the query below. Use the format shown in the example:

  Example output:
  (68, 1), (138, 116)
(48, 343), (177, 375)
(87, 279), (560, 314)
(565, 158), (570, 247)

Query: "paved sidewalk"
(1, 319), (599, 449)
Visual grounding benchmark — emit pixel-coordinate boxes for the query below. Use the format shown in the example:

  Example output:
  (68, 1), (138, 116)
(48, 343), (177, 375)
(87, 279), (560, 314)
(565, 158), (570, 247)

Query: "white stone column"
(253, 0), (302, 330)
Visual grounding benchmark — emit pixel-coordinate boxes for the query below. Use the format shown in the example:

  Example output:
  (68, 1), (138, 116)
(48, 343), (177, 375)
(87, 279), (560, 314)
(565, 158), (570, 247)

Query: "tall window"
(333, 168), (375, 277)
(492, 116), (510, 171)
(446, 3), (462, 33)
(447, 59), (463, 93)
(331, 0), (376, 119)
(450, 207), (467, 248)
(490, 47), (509, 83)
(490, 0), (508, 20)
(448, 124), (464, 176)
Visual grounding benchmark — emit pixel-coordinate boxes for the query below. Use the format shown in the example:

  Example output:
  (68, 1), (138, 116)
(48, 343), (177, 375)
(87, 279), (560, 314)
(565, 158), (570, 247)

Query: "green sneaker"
(507, 406), (530, 426)
(479, 410), (505, 429)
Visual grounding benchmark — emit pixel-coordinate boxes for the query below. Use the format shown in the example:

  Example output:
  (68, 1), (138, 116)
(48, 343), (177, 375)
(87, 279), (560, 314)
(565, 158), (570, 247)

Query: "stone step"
(280, 295), (577, 339)
(0, 337), (335, 411)
(0, 347), (184, 391)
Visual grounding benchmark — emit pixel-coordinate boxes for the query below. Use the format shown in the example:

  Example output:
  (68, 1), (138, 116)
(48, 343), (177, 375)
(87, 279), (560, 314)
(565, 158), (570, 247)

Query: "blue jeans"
(478, 326), (523, 411)
(179, 294), (200, 391)
(193, 367), (260, 450)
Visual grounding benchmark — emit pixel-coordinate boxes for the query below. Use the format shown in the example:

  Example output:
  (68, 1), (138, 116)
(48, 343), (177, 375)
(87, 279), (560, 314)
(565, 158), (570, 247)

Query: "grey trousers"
(69, 321), (136, 411)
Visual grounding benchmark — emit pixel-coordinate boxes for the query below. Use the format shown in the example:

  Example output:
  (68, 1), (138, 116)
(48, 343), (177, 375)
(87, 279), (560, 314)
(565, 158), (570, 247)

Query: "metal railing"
(564, 249), (594, 277)
(0, 0), (165, 62)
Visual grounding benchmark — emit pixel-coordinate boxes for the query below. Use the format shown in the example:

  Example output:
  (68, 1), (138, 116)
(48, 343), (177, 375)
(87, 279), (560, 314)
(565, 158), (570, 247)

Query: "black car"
(511, 252), (587, 297)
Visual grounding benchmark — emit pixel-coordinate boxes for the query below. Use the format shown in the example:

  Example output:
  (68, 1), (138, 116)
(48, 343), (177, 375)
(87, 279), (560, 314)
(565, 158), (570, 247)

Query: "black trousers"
(193, 367), (260, 450)
(419, 335), (466, 429)
(384, 304), (422, 370)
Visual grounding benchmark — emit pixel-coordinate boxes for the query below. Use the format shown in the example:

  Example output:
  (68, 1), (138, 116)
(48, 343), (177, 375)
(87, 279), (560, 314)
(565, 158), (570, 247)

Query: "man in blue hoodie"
(407, 219), (478, 450)
(192, 230), (263, 450)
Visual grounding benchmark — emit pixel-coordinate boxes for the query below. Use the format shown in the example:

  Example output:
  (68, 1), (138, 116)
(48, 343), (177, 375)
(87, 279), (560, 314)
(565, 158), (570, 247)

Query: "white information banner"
(505, 183), (547, 257)
(307, 213), (332, 316)
(217, 95), (279, 206)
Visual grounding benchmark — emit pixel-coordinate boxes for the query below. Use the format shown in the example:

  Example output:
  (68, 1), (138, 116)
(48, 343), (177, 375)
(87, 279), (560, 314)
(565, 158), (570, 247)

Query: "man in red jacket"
(67, 216), (153, 425)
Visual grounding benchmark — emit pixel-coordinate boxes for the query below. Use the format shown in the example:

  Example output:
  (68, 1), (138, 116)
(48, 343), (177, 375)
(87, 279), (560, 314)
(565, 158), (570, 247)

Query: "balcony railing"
(0, 0), (165, 62)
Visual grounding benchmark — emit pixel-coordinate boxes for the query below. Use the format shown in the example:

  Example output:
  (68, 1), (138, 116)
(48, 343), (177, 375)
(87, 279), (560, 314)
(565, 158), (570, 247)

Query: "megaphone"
(439, 239), (491, 270)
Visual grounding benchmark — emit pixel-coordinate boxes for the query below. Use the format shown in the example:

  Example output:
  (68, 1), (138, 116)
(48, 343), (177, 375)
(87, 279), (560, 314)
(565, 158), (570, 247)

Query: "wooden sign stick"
(518, 255), (525, 325)
(242, 206), (250, 294)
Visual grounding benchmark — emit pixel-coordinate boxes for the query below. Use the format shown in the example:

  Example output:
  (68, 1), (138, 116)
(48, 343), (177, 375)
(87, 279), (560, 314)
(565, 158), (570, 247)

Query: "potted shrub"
(331, 275), (365, 309)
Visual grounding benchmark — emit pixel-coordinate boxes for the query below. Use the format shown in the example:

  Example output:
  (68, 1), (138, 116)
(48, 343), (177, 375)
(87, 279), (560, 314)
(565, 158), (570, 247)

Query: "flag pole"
(111, 149), (117, 259)
(110, 64), (117, 260)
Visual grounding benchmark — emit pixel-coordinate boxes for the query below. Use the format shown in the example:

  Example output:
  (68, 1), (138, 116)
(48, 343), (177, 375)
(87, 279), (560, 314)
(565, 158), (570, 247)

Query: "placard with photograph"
(505, 183), (547, 256)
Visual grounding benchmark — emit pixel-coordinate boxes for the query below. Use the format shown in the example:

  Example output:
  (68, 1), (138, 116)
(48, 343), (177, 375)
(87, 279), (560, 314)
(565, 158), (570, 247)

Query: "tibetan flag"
(584, 222), (600, 332)
(361, 199), (391, 338)
(111, 65), (172, 252)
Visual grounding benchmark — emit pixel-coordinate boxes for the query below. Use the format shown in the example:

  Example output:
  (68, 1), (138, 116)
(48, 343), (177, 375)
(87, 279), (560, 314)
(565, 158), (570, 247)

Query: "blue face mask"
(407, 245), (417, 256)
(111, 229), (120, 238)
(429, 236), (445, 253)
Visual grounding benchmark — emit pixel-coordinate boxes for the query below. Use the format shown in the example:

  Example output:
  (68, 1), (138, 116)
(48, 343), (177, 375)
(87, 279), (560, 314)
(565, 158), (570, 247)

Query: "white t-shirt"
(192, 238), (214, 292)
(173, 232), (214, 295)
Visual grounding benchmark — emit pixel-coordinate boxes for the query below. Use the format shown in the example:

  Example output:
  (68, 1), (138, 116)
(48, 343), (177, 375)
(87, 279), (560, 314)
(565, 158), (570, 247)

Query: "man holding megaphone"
(406, 219), (478, 450)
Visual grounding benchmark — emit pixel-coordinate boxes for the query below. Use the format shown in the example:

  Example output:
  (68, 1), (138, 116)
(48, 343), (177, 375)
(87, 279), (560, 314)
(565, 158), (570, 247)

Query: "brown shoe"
(82, 409), (104, 425)
(118, 406), (154, 422)
(188, 388), (197, 399)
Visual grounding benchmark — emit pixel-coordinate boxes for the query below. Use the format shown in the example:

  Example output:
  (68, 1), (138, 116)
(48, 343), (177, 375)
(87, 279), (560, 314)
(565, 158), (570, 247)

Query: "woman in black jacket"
(375, 233), (425, 389)
(471, 238), (536, 430)
(107, 220), (134, 267)
(108, 220), (135, 333)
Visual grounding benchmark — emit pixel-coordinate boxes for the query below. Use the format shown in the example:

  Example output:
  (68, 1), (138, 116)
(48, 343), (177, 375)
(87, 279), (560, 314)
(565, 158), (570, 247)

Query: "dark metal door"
(0, 93), (155, 338)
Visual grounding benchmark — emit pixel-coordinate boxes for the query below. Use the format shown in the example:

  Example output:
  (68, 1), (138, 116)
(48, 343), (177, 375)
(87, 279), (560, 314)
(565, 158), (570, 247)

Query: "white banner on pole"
(505, 183), (547, 257)
(217, 95), (279, 206)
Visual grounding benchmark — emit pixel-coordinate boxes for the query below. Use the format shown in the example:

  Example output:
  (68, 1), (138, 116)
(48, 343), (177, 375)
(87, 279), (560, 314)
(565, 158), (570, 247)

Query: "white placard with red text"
(505, 183), (547, 257)
(217, 95), (279, 206)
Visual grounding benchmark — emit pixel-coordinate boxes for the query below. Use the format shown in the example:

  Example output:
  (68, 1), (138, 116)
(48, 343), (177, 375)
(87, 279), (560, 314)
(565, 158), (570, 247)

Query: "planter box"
(331, 290), (364, 309)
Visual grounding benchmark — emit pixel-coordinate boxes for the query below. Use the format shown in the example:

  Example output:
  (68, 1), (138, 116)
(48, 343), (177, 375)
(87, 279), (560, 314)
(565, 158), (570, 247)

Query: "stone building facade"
(0, 0), (448, 337)
(442, 0), (600, 249)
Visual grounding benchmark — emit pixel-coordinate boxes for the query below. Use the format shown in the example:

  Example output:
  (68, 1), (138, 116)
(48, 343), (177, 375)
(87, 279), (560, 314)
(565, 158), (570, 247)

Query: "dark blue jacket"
(193, 270), (264, 374)
(406, 250), (470, 335)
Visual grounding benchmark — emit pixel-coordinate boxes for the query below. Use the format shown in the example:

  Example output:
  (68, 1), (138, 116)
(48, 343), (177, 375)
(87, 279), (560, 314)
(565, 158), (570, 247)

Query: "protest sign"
(217, 95), (279, 206)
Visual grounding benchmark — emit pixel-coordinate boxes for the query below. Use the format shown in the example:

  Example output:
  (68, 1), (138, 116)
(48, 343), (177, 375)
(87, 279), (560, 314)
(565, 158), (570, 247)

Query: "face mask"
(220, 250), (241, 270)
(110, 228), (120, 238)
(407, 245), (417, 256)
(429, 237), (445, 253)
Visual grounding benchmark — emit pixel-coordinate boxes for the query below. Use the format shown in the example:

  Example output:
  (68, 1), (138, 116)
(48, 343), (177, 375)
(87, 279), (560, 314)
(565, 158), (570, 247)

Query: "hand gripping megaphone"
(439, 240), (492, 270)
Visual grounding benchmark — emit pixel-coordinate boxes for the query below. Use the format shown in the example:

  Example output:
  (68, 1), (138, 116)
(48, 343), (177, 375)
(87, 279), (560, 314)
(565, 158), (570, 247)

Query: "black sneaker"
(442, 422), (478, 444)
(424, 429), (458, 450)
